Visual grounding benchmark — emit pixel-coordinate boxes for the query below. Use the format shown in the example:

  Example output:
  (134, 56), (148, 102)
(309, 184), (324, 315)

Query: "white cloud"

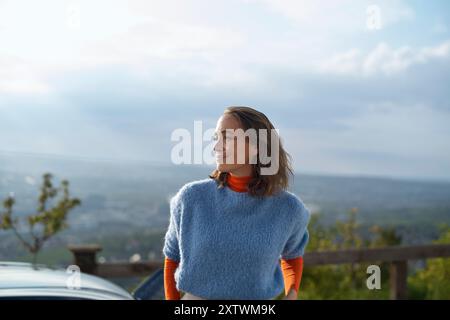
(0, 55), (50, 94)
(318, 48), (362, 75)
(1, 0), (449, 181)
(244, 0), (414, 29)
(0, 0), (251, 91)
(81, 18), (245, 65)
(0, 0), (424, 92)
(318, 40), (450, 76)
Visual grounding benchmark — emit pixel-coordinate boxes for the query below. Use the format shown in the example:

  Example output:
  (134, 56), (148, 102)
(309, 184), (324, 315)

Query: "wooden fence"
(67, 244), (450, 300)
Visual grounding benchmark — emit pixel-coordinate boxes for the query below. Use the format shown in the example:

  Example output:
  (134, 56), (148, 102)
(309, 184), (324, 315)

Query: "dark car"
(0, 261), (164, 300)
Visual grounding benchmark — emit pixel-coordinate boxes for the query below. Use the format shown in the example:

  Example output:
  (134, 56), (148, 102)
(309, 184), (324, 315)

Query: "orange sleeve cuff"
(280, 256), (304, 296)
(164, 256), (181, 300)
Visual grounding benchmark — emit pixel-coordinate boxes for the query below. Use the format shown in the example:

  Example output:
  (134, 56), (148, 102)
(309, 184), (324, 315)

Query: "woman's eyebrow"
(221, 129), (236, 135)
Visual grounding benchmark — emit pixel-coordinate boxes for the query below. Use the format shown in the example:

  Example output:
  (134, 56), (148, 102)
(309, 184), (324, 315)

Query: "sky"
(1, 0), (450, 182)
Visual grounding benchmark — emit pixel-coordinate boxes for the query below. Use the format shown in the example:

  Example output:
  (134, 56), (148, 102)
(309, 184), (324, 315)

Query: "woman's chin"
(216, 163), (235, 172)
(216, 164), (227, 172)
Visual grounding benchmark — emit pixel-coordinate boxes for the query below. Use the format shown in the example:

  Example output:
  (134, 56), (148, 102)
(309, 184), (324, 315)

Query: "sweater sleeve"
(162, 193), (182, 262)
(164, 257), (181, 300)
(281, 204), (311, 260)
(280, 256), (304, 296)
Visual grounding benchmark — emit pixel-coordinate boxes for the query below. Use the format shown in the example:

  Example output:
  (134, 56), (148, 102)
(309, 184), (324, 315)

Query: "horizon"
(1, 149), (450, 186)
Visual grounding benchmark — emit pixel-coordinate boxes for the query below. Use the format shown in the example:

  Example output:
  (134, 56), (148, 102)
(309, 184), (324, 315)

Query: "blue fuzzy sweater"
(162, 178), (311, 300)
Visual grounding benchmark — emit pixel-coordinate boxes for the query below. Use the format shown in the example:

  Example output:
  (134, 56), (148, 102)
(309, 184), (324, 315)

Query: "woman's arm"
(163, 190), (185, 300)
(280, 256), (304, 300)
(280, 203), (310, 300)
(164, 256), (181, 300)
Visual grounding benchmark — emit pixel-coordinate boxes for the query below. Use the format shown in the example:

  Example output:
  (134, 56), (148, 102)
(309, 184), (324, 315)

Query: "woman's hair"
(209, 106), (293, 197)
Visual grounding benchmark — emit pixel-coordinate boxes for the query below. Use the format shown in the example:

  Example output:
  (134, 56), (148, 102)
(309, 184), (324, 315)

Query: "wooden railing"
(67, 244), (450, 300)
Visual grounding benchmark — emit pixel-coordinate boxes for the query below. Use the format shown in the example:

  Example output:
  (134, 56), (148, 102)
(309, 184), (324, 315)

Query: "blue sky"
(1, 0), (450, 182)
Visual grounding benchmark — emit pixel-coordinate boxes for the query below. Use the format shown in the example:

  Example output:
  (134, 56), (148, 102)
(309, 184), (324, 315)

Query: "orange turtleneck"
(227, 172), (252, 192)
(164, 173), (304, 300)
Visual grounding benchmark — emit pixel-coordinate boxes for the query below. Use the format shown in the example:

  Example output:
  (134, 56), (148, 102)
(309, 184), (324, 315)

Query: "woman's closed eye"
(212, 132), (232, 141)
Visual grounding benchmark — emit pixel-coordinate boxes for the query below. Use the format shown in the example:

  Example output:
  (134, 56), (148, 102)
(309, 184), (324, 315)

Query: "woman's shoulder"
(174, 178), (217, 201)
(275, 190), (311, 222)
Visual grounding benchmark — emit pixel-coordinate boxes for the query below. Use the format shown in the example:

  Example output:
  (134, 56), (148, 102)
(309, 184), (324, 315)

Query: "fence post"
(67, 244), (102, 275)
(389, 260), (407, 300)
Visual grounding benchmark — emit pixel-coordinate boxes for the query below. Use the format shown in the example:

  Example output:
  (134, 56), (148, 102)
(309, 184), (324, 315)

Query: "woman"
(163, 106), (311, 300)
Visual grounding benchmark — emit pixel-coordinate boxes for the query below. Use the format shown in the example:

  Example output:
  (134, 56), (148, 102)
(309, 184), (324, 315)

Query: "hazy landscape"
(1, 152), (449, 268)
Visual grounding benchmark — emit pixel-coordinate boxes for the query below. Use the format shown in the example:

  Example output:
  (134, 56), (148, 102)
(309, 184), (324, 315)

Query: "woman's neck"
(227, 172), (252, 193)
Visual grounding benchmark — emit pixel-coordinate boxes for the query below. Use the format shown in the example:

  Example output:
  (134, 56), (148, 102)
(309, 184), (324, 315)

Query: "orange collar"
(227, 173), (252, 193)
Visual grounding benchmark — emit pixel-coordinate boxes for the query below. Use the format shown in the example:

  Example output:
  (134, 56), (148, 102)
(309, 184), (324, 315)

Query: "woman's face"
(213, 114), (257, 173)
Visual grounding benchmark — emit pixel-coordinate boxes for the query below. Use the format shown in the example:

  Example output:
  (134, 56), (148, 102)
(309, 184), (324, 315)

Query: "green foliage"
(297, 208), (388, 299)
(0, 173), (81, 265)
(277, 208), (450, 300)
(368, 225), (402, 248)
(408, 224), (450, 299)
(296, 208), (448, 300)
